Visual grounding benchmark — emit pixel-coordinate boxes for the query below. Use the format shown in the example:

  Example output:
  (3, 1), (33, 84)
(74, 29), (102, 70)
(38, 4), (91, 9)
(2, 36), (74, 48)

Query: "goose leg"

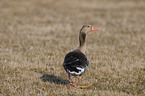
(68, 74), (75, 87)
(78, 77), (81, 87)
(78, 76), (92, 88)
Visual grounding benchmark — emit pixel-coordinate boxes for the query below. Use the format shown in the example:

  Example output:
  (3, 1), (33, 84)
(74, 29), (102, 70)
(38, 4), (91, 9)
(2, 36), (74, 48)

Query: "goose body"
(63, 25), (98, 87)
(63, 50), (89, 76)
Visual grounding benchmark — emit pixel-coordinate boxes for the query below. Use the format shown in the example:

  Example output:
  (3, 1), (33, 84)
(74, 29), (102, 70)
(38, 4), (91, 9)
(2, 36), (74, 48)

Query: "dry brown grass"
(0, 0), (145, 95)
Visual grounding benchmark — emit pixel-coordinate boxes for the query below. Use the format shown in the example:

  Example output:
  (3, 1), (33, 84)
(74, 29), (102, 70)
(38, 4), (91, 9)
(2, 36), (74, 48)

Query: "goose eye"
(87, 26), (90, 27)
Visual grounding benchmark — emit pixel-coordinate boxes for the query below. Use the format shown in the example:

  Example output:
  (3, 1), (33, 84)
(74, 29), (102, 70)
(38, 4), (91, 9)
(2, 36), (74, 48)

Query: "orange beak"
(92, 26), (99, 31)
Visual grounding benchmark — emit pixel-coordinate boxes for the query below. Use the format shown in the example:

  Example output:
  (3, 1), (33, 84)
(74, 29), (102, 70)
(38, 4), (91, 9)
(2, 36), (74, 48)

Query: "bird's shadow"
(40, 74), (69, 85)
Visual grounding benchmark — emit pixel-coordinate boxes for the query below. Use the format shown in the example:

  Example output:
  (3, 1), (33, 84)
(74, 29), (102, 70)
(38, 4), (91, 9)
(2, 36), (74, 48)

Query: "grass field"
(0, 0), (145, 95)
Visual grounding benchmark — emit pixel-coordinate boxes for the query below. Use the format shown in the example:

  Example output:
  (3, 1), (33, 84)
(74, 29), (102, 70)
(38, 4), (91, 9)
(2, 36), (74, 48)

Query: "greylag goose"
(63, 25), (98, 88)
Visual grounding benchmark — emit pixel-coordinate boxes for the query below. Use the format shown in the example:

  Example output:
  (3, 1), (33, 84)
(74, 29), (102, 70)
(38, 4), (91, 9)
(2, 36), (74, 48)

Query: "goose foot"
(78, 83), (92, 88)
(69, 83), (76, 88)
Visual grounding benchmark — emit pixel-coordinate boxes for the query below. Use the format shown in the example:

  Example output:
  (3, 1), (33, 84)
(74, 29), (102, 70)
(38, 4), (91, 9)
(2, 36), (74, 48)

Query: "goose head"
(76, 25), (99, 53)
(80, 25), (99, 34)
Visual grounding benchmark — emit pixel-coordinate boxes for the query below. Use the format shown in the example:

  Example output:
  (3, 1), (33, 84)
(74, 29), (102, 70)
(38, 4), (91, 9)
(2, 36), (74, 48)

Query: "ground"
(0, 0), (145, 95)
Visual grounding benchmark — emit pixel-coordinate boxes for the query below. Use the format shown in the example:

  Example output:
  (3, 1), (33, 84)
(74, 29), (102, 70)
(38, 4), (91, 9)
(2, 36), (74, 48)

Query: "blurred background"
(0, 0), (145, 95)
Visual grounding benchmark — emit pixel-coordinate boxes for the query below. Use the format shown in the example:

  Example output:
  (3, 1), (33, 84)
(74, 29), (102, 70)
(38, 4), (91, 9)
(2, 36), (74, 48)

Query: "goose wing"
(63, 51), (89, 76)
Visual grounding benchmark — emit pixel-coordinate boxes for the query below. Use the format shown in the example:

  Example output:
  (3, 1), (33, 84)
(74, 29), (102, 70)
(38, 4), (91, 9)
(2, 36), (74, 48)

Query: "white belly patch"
(67, 67), (85, 75)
